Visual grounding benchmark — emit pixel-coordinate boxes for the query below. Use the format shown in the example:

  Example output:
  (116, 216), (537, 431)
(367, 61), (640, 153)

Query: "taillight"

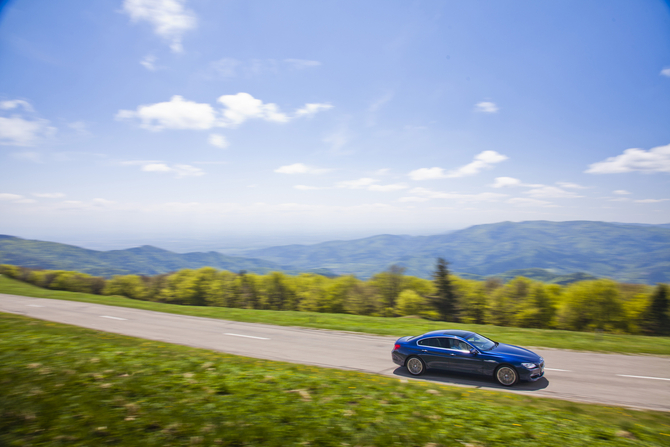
(394, 344), (400, 351)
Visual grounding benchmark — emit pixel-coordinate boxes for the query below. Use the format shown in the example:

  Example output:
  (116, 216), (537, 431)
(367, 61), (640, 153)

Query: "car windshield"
(464, 333), (496, 351)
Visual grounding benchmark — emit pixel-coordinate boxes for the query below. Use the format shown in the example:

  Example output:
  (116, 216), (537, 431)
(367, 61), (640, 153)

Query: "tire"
(495, 365), (518, 386)
(406, 356), (425, 376)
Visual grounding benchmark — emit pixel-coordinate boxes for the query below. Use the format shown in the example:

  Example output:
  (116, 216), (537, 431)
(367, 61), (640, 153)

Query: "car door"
(447, 339), (485, 374)
(416, 337), (452, 370)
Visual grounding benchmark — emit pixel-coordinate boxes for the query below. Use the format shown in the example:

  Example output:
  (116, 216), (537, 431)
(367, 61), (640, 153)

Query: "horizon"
(1, 1), (670, 243)
(2, 218), (669, 253)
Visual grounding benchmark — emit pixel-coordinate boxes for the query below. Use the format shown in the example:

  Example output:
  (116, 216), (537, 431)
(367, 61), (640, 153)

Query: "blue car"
(391, 329), (544, 386)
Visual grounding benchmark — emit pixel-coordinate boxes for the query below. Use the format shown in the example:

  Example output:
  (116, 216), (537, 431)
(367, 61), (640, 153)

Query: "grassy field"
(2, 312), (670, 446)
(2, 275), (670, 356)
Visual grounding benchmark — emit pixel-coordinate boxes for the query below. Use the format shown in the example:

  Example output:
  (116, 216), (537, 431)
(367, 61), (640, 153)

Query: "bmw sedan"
(391, 330), (544, 386)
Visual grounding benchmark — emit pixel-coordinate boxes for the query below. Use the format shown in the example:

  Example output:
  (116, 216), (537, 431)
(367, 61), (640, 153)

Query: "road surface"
(1, 293), (669, 412)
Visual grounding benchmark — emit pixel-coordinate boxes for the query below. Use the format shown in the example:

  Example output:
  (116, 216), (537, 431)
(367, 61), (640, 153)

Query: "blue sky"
(1, 0), (670, 249)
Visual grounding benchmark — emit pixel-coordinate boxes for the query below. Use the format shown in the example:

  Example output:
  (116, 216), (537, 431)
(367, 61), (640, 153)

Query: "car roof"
(421, 330), (473, 338)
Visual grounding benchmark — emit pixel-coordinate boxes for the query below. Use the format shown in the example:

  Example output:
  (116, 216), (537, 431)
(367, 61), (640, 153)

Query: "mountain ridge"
(1, 220), (669, 283)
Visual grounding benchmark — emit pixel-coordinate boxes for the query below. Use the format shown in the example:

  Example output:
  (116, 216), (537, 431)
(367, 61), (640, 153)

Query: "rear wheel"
(495, 365), (518, 386)
(406, 356), (425, 376)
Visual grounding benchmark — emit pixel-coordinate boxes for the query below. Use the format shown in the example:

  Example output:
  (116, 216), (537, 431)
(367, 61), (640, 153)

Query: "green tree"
(430, 258), (456, 321)
(514, 283), (556, 329)
(104, 275), (148, 300)
(395, 289), (426, 317)
(642, 284), (670, 335)
(457, 280), (488, 325)
(558, 280), (624, 332)
(371, 265), (406, 312)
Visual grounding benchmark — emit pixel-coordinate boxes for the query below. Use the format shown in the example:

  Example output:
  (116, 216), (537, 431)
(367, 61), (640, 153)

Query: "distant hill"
(1, 221), (668, 283)
(459, 269), (599, 285)
(0, 235), (291, 277)
(246, 221), (670, 284)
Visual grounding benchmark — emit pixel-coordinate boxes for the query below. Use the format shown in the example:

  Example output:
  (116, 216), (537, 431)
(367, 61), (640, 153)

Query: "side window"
(454, 340), (471, 351)
(418, 338), (440, 347)
(438, 338), (453, 349)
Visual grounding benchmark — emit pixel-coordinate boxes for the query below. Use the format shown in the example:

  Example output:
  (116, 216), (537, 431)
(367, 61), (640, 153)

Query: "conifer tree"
(644, 284), (670, 335)
(432, 258), (456, 321)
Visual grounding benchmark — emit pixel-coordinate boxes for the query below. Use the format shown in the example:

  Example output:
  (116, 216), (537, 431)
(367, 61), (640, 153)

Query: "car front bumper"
(521, 362), (545, 381)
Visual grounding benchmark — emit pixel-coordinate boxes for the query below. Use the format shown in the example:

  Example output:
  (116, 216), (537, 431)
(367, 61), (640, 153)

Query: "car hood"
(490, 343), (542, 362)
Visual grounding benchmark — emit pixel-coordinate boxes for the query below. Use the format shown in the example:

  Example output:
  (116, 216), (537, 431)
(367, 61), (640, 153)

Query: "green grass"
(2, 275), (670, 356)
(2, 312), (670, 447)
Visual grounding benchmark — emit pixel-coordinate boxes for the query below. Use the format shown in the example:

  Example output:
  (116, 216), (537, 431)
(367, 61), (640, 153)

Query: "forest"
(1, 259), (668, 336)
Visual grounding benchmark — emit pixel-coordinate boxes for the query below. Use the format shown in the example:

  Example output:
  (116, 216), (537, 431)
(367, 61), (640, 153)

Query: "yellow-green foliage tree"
(395, 289), (427, 317)
(558, 280), (625, 332)
(103, 275), (148, 300)
(513, 283), (556, 329)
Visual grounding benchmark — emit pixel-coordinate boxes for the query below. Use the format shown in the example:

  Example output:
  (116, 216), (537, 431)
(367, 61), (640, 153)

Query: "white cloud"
(140, 162), (203, 177)
(209, 59), (320, 79)
(33, 193), (65, 198)
(507, 198), (553, 207)
(0, 100), (33, 112)
(491, 177), (522, 188)
(294, 185), (325, 190)
(142, 163), (173, 172)
(368, 92), (394, 113)
(0, 193), (23, 201)
(368, 183), (408, 192)
(475, 101), (499, 113)
(0, 100), (56, 147)
(116, 95), (217, 131)
(323, 126), (351, 153)
(524, 185), (582, 199)
(585, 143), (670, 174)
(613, 190), (631, 195)
(336, 178), (378, 189)
(208, 134), (229, 149)
(446, 150), (508, 178)
(0, 116), (55, 146)
(284, 59), (321, 69)
(556, 182), (587, 189)
(295, 103), (333, 117)
(140, 55), (159, 71)
(408, 187), (507, 202)
(408, 167), (445, 181)
(218, 92), (290, 126)
(661, 68), (670, 77)
(634, 198), (669, 203)
(211, 58), (240, 78)
(122, 0), (197, 53)
(490, 177), (584, 199)
(275, 163), (327, 175)
(117, 93), (330, 131)
(398, 196), (430, 203)
(172, 164), (204, 178)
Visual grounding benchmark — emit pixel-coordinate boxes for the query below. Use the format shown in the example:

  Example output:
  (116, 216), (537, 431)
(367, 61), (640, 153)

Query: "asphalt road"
(2, 293), (669, 412)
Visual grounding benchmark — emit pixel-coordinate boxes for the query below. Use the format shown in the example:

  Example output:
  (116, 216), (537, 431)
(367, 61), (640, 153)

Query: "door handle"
(421, 349), (427, 352)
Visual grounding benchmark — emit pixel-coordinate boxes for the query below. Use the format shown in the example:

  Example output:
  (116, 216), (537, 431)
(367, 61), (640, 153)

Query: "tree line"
(1, 259), (668, 336)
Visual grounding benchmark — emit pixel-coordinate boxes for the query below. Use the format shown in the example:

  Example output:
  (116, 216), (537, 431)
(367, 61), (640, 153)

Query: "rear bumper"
(392, 351), (406, 367)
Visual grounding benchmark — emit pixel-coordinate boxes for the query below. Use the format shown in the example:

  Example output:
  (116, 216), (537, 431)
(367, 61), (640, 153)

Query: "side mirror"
(470, 348), (478, 355)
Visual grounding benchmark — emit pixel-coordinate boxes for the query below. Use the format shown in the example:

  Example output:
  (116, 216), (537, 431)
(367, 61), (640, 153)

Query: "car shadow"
(392, 367), (549, 391)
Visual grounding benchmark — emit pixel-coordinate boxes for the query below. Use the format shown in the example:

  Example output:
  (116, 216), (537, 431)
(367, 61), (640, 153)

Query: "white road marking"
(617, 374), (670, 381)
(27, 304), (43, 307)
(224, 333), (269, 340)
(100, 316), (127, 321)
(545, 368), (571, 372)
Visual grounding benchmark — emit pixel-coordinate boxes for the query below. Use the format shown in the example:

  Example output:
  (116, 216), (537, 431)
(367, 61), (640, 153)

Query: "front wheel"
(406, 356), (425, 376)
(495, 365), (518, 386)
